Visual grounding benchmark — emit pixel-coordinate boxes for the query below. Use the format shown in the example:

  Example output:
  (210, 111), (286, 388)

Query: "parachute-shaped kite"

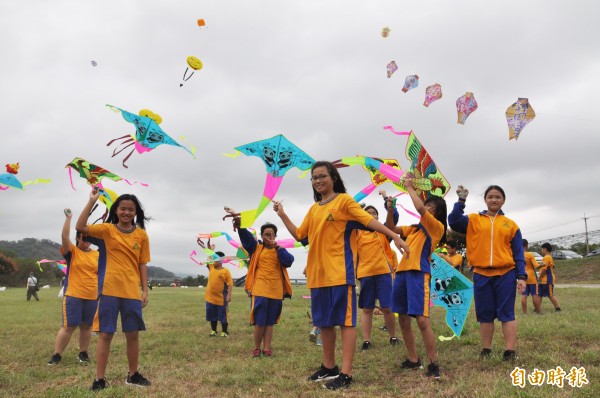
(456, 92), (478, 124)
(181, 56), (203, 87)
(506, 98), (535, 140)
(106, 105), (196, 167)
(386, 61), (398, 78)
(402, 75), (419, 93)
(423, 83), (442, 107)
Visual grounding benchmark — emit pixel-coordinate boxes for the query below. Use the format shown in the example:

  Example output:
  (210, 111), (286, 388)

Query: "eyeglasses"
(310, 174), (330, 182)
(262, 233), (276, 238)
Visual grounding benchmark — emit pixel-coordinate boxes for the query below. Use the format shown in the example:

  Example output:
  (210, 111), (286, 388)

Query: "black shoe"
(324, 373), (352, 390)
(90, 378), (107, 391)
(308, 364), (340, 382)
(78, 351), (90, 363)
(503, 350), (518, 362)
(426, 362), (441, 379)
(361, 341), (372, 351)
(389, 336), (401, 346)
(126, 371), (151, 387)
(47, 353), (61, 365)
(555, 307), (562, 312)
(400, 358), (423, 370)
(480, 348), (492, 359)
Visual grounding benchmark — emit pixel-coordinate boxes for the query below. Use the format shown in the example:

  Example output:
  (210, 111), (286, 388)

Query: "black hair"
(215, 251), (225, 257)
(522, 239), (529, 248)
(446, 240), (458, 249)
(311, 161), (347, 202)
(105, 194), (150, 229)
(541, 242), (552, 252)
(363, 205), (378, 217)
(484, 185), (506, 200)
(260, 222), (278, 236)
(76, 231), (83, 240)
(424, 196), (448, 245)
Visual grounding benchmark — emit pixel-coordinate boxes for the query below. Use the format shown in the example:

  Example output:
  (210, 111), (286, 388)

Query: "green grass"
(0, 286), (598, 397)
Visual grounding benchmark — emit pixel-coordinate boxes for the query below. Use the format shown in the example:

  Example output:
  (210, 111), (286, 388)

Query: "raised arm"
(384, 198), (402, 234)
(273, 201), (300, 241)
(365, 218), (409, 257)
(76, 188), (100, 234)
(238, 227), (257, 256)
(61, 209), (73, 253)
(447, 185), (470, 234)
(403, 178), (426, 216)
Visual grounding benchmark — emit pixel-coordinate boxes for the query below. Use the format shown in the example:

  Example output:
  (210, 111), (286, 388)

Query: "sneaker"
(47, 353), (61, 365)
(309, 330), (317, 343)
(90, 378), (107, 391)
(378, 325), (388, 331)
(209, 330), (217, 337)
(426, 362), (441, 379)
(400, 358), (423, 370)
(503, 350), (518, 362)
(78, 351), (90, 363)
(324, 372), (352, 390)
(480, 348), (492, 359)
(361, 341), (372, 351)
(389, 337), (401, 346)
(262, 349), (273, 357)
(220, 332), (229, 337)
(252, 348), (261, 358)
(126, 371), (151, 387)
(555, 307), (562, 312)
(308, 364), (340, 382)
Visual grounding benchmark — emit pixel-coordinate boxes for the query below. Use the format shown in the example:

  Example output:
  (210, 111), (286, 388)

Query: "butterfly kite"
(0, 162), (50, 191)
(106, 105), (196, 167)
(506, 98), (535, 140)
(423, 83), (442, 107)
(224, 134), (315, 228)
(456, 92), (478, 124)
(430, 253), (473, 339)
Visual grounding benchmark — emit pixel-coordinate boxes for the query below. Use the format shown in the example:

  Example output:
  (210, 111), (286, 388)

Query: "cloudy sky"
(1, 0), (599, 279)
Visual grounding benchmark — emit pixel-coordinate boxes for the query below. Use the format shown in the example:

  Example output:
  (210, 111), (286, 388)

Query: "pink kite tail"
(0, 185), (9, 190)
(264, 174), (284, 200)
(383, 126), (411, 136)
(189, 250), (204, 266)
(353, 183), (377, 203)
(399, 204), (421, 219)
(68, 167), (77, 190)
(121, 179), (149, 187)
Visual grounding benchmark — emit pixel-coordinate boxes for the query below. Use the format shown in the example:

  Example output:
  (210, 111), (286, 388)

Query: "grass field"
(0, 285), (598, 398)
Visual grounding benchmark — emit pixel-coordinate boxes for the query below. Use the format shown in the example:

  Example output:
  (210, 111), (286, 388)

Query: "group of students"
(44, 160), (552, 392)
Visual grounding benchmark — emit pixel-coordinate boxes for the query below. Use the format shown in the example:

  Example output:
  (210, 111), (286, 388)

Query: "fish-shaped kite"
(106, 105), (196, 167)
(0, 163), (50, 191)
(456, 92), (478, 124)
(224, 134), (315, 228)
(423, 83), (442, 107)
(506, 98), (535, 140)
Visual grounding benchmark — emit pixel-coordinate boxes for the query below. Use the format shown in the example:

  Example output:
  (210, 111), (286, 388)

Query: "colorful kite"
(224, 134), (315, 228)
(423, 83), (442, 107)
(0, 163), (50, 191)
(430, 253), (473, 339)
(386, 61), (398, 78)
(381, 27), (391, 38)
(36, 259), (67, 274)
(181, 56), (203, 87)
(189, 250), (248, 269)
(456, 92), (478, 124)
(334, 157), (404, 203)
(106, 105), (196, 167)
(402, 75), (419, 93)
(506, 98), (535, 140)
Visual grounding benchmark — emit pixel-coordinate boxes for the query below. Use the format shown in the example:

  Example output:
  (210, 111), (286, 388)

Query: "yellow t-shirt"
(86, 224), (150, 300)
(296, 193), (374, 288)
(355, 230), (393, 278)
(538, 254), (555, 284)
(397, 211), (444, 273)
(61, 243), (99, 300)
(446, 253), (463, 269)
(524, 252), (540, 284)
(250, 248), (284, 299)
(205, 264), (233, 305)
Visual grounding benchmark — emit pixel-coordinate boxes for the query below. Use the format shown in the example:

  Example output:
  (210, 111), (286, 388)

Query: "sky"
(1, 0), (599, 279)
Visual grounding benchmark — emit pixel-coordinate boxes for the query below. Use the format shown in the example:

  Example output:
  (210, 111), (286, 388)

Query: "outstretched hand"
(272, 200), (285, 216)
(89, 187), (100, 202)
(64, 209), (72, 218)
(456, 185), (469, 200)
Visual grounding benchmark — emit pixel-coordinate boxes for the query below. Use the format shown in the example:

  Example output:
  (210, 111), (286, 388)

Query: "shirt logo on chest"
(326, 213), (335, 222)
(133, 242), (140, 250)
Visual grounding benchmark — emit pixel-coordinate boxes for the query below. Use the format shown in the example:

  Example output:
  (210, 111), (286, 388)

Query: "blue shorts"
(311, 285), (356, 328)
(251, 296), (282, 326)
(206, 302), (228, 323)
(392, 271), (430, 317)
(473, 269), (516, 323)
(358, 273), (393, 309)
(94, 295), (145, 333)
(521, 284), (539, 296)
(538, 284), (554, 298)
(62, 296), (97, 328)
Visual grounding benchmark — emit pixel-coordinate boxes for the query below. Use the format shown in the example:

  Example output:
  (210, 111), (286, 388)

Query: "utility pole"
(583, 213), (590, 255)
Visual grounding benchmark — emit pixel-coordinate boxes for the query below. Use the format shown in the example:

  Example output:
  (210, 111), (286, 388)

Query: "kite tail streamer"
(353, 183), (377, 203)
(223, 150), (241, 159)
(383, 126), (411, 136)
(22, 179), (51, 187)
(438, 334), (457, 341)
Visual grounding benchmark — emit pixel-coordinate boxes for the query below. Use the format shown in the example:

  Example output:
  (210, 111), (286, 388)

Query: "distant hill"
(148, 266), (175, 278)
(0, 238), (61, 260)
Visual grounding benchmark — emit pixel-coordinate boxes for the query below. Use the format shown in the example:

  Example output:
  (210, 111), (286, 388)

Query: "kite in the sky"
(402, 75), (419, 93)
(506, 98), (535, 140)
(223, 134), (315, 228)
(197, 19), (205, 28)
(387, 61), (398, 78)
(91, 61), (97, 67)
(456, 92), (478, 124)
(423, 83), (442, 107)
(181, 56), (203, 87)
(106, 105), (196, 167)
(381, 27), (391, 38)
(334, 157), (404, 203)
(36, 259), (67, 274)
(0, 163), (50, 191)
(430, 253), (473, 339)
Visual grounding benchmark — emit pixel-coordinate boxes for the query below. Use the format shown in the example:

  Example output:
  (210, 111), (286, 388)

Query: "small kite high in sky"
(456, 92), (478, 124)
(106, 105), (196, 167)
(381, 27), (391, 38)
(181, 56), (203, 87)
(224, 134), (315, 228)
(386, 61), (398, 78)
(0, 163), (50, 191)
(423, 83), (442, 107)
(402, 75), (419, 93)
(197, 19), (205, 28)
(506, 98), (535, 140)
